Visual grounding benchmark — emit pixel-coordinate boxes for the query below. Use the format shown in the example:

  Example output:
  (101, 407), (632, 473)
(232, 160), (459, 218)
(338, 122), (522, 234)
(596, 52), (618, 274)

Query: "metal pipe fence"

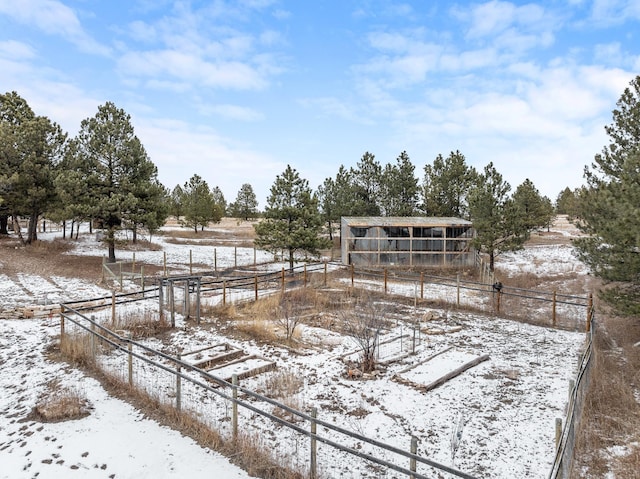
(59, 261), (592, 478)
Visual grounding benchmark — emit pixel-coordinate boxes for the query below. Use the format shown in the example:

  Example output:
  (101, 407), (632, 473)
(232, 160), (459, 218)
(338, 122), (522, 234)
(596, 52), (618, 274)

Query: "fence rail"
(59, 262), (592, 478)
(59, 303), (478, 479)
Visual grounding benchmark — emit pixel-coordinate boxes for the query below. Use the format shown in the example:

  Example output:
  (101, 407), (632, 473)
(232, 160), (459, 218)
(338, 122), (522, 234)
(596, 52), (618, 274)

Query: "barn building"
(340, 217), (475, 268)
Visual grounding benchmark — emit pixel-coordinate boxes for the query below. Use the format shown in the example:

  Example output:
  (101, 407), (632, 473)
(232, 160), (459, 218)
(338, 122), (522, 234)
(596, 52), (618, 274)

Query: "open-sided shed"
(341, 216), (475, 268)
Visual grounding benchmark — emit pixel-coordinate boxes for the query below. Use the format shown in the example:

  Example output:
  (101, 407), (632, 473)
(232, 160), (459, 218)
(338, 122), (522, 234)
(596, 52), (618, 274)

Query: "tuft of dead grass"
(31, 379), (92, 422)
(112, 310), (171, 339)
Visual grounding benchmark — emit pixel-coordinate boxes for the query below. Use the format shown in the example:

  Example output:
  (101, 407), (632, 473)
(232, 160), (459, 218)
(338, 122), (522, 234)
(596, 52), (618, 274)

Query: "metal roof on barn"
(341, 216), (473, 227)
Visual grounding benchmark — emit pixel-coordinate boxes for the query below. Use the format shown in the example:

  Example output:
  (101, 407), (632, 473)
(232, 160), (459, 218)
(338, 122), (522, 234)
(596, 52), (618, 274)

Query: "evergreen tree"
(180, 174), (217, 232)
(351, 152), (382, 215)
(511, 179), (555, 233)
(317, 176), (338, 240)
(232, 183), (259, 220)
(254, 165), (330, 270)
(574, 75), (640, 313)
(211, 185), (227, 220)
(468, 162), (527, 271)
(57, 102), (164, 262)
(380, 151), (419, 216)
(423, 150), (477, 218)
(555, 187), (575, 216)
(170, 185), (184, 219)
(0, 92), (67, 243)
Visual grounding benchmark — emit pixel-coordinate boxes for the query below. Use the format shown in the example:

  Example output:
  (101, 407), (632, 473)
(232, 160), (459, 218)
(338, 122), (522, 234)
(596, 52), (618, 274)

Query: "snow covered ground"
(0, 219), (590, 478)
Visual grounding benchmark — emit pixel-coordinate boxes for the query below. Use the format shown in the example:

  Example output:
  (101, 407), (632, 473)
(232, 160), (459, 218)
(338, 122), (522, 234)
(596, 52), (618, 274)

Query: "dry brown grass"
(30, 379), (92, 422)
(60, 332), (95, 367)
(572, 315), (640, 478)
(69, 366), (308, 479)
(112, 310), (171, 339)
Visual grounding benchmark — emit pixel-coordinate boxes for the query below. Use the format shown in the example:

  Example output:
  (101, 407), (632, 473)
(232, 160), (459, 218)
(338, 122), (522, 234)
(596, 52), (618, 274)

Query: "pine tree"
(555, 187), (579, 218)
(57, 102), (164, 262)
(211, 185), (227, 221)
(511, 179), (555, 233)
(180, 174), (217, 232)
(380, 151), (419, 216)
(468, 163), (527, 271)
(170, 185), (184, 219)
(0, 92), (67, 243)
(574, 75), (640, 313)
(351, 152), (382, 215)
(423, 150), (477, 218)
(232, 183), (258, 220)
(254, 165), (330, 270)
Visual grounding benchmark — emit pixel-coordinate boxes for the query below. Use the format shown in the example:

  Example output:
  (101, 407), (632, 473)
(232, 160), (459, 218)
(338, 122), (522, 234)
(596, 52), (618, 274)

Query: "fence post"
(552, 290), (557, 326)
(214, 248), (217, 274)
(60, 311), (65, 350)
(132, 252), (135, 272)
(189, 249), (193, 275)
(324, 261), (327, 287)
(176, 352), (182, 412)
(254, 247), (256, 266)
(586, 293), (593, 332)
(163, 251), (167, 276)
(196, 278), (201, 325)
(111, 290), (116, 325)
(234, 246), (237, 269)
(456, 273), (460, 307)
(555, 417), (562, 450)
(101, 255), (105, 283)
(141, 266), (145, 293)
(384, 268), (388, 294)
(420, 272), (424, 299)
(170, 281), (175, 328)
(158, 279), (164, 322)
(90, 315), (96, 358)
(496, 289), (501, 314)
(304, 263), (308, 287)
(310, 407), (318, 479)
(127, 332), (133, 387)
(183, 281), (189, 318)
(232, 374), (239, 441)
(351, 264), (355, 287)
(410, 435), (418, 479)
(119, 262), (123, 291)
(254, 274), (258, 301)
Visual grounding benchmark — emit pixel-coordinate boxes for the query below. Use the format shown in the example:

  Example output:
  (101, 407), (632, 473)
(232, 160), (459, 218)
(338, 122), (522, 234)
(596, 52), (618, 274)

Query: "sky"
(1, 0), (639, 207)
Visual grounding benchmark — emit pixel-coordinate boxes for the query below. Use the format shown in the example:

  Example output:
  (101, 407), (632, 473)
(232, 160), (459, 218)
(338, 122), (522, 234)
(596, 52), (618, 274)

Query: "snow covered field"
(0, 220), (590, 478)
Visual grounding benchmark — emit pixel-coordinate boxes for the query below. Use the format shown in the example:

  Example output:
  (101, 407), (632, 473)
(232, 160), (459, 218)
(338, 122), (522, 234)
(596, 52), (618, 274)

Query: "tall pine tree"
(574, 75), (640, 313)
(254, 165), (330, 270)
(469, 163), (527, 271)
(423, 150), (477, 218)
(58, 102), (164, 262)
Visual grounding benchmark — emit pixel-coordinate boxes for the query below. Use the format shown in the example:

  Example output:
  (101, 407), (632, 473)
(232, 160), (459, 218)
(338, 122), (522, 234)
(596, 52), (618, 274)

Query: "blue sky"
(1, 0), (639, 207)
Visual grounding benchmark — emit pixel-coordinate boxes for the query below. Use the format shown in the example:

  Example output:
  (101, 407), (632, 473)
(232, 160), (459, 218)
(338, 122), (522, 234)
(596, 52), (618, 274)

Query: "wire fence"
(59, 262), (593, 478)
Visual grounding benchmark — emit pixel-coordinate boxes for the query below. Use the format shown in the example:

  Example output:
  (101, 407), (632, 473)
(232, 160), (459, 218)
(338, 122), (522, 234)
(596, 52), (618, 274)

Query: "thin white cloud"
(116, 2), (284, 91)
(198, 104), (264, 122)
(0, 0), (110, 56)
(0, 40), (37, 60)
(136, 117), (284, 202)
(118, 50), (268, 90)
(590, 0), (640, 25)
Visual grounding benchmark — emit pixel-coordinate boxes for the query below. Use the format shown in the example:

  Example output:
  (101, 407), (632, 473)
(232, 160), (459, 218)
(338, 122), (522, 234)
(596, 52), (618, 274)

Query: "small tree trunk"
(12, 215), (25, 245)
(107, 226), (116, 263)
(62, 220), (66, 239)
(0, 214), (8, 235)
(27, 212), (39, 244)
(288, 249), (295, 272)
